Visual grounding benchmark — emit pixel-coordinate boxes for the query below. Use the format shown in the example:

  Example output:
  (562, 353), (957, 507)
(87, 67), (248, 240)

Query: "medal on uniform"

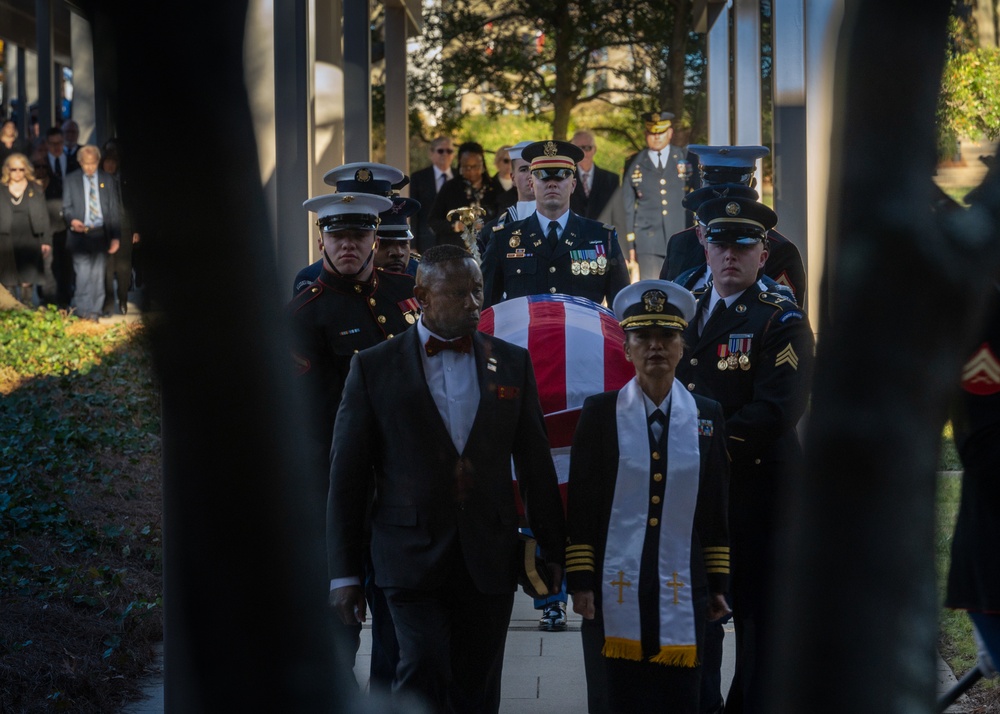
(717, 344), (730, 371)
(509, 234), (520, 248)
(581, 260), (591, 275)
(739, 354), (750, 370)
(405, 313), (416, 324)
(590, 260), (598, 273)
(727, 353), (739, 369)
(571, 261), (581, 275)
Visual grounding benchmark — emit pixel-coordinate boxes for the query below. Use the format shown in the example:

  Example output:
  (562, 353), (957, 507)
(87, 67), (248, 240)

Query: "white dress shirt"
(417, 318), (480, 453)
(434, 167), (452, 191)
(642, 391), (673, 443)
(536, 209), (570, 241)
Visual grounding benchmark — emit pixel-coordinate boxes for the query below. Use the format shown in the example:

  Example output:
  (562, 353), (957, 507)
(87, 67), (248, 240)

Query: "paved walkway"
(121, 590), (972, 713)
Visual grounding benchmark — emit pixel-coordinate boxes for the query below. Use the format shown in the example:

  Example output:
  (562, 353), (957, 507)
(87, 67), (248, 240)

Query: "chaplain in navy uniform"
(481, 139), (629, 308)
(567, 279), (731, 714)
(622, 112), (690, 280)
(660, 146), (807, 306)
(674, 194), (815, 714)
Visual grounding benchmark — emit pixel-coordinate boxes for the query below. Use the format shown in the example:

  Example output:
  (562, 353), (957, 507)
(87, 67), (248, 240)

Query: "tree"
(411, 0), (699, 140)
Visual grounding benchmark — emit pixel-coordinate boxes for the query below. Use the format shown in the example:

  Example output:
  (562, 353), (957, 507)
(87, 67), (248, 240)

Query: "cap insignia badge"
(642, 289), (666, 313)
(342, 195), (356, 203)
(390, 201), (404, 214)
(725, 201), (740, 216)
(356, 168), (372, 182)
(544, 141), (558, 157)
(719, 148), (731, 155)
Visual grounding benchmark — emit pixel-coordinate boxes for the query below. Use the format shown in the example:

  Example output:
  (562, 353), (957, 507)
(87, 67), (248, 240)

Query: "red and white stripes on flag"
(479, 294), (634, 509)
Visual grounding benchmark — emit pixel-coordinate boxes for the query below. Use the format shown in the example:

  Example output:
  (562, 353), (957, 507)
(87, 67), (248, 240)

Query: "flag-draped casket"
(478, 294), (634, 514)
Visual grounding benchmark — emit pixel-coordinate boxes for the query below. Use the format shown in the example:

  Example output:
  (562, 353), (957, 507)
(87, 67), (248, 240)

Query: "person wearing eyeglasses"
(481, 140), (630, 309)
(409, 136), (455, 254)
(570, 130), (620, 221)
(491, 145), (517, 211)
(428, 141), (501, 247)
(0, 153), (51, 305)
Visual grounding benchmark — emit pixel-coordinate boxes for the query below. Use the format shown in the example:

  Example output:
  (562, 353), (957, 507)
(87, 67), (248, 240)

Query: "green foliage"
(0, 309), (163, 711)
(938, 46), (1000, 145)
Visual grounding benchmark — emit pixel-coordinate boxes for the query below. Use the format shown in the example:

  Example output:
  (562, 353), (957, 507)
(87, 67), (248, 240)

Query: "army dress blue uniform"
(481, 211), (630, 308)
(675, 282), (814, 714)
(661, 226), (807, 306)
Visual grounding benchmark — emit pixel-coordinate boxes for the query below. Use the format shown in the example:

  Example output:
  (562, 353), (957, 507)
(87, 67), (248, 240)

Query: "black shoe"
(119, 300), (128, 315)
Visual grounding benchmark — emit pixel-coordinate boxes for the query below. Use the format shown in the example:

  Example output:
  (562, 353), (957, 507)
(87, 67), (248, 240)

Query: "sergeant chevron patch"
(775, 343), (799, 369)
(962, 342), (1000, 395)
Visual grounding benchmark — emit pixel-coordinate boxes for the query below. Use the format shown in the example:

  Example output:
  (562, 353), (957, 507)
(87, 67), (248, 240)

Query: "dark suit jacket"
(570, 164), (620, 220)
(327, 327), (566, 594)
(61, 168), (122, 252)
(566, 389), (730, 606)
(409, 165), (444, 253)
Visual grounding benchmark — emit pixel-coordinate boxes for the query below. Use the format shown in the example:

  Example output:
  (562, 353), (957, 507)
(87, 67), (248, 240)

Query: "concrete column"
(733, 0), (762, 176)
(34, 0), (54, 133)
(342, 0), (371, 162)
(706, 2), (731, 145)
(804, 0), (845, 328)
(69, 12), (97, 144)
(772, 0), (808, 283)
(383, 5), (408, 173)
(272, 0), (313, 293)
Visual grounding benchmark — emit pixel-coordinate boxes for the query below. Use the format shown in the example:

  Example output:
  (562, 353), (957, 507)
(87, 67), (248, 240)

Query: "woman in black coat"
(0, 153), (51, 304)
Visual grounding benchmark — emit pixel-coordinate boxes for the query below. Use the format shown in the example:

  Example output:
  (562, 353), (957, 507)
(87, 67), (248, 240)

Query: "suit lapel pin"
(735, 304), (747, 313)
(533, 240), (542, 247)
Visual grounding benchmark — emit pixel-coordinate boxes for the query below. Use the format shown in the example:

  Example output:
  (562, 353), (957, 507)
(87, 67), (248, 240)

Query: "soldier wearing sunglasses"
(482, 140), (629, 309)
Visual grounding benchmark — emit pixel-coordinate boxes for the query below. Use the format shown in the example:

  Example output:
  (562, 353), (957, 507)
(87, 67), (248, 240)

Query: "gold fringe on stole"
(650, 645), (698, 668)
(602, 637), (644, 661)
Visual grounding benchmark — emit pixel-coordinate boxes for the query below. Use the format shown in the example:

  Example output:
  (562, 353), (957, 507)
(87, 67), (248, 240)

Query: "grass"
(936, 426), (999, 712)
(0, 307), (163, 713)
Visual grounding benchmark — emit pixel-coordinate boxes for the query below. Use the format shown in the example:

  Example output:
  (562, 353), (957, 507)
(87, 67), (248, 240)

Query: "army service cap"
(642, 111), (674, 134)
(377, 196), (421, 240)
(614, 279), (696, 332)
(303, 193), (394, 232)
(698, 195), (777, 245)
(522, 140), (585, 173)
(322, 162), (405, 196)
(508, 140), (536, 162)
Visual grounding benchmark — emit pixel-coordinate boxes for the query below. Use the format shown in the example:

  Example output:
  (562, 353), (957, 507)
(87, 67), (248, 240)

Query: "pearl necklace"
(9, 188), (24, 206)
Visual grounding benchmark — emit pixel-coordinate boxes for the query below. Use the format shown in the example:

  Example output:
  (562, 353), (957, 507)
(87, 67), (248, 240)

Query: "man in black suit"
(44, 127), (74, 307)
(569, 129), (619, 220)
(409, 136), (455, 254)
(327, 244), (566, 713)
(62, 144), (122, 321)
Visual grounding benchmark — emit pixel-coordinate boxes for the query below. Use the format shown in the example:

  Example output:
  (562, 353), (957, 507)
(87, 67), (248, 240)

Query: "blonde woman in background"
(0, 153), (51, 305)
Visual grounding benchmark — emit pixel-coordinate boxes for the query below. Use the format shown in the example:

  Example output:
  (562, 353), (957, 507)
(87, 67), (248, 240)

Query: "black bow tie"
(425, 334), (472, 357)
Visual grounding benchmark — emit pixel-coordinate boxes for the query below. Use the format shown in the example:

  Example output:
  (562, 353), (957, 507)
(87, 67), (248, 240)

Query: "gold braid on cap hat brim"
(620, 315), (688, 331)
(644, 120), (672, 133)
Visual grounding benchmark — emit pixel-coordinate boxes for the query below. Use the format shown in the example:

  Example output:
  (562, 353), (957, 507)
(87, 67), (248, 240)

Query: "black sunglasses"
(531, 168), (575, 182)
(435, 148), (454, 155)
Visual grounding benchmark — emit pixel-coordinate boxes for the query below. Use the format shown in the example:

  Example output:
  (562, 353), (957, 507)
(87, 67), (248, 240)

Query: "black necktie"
(655, 152), (663, 170)
(547, 221), (559, 246)
(425, 334), (472, 357)
(53, 156), (61, 177)
(700, 299), (726, 337)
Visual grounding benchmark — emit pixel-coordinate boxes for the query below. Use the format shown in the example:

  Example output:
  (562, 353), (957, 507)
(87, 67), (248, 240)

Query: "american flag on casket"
(478, 294), (634, 514)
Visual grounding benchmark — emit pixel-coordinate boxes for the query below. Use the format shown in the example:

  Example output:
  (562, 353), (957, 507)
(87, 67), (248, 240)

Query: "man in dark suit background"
(569, 129), (619, 220)
(409, 136), (455, 254)
(62, 144), (121, 321)
(327, 244), (566, 713)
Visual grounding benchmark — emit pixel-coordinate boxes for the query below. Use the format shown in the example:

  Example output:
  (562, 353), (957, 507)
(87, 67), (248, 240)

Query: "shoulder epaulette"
(289, 282), (323, 312)
(758, 291), (797, 311)
(602, 223), (615, 232)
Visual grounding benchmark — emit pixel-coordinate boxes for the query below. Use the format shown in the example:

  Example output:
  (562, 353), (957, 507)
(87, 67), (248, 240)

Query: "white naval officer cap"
(507, 140), (535, 162)
(322, 162), (405, 194)
(613, 280), (697, 332)
(303, 193), (394, 232)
